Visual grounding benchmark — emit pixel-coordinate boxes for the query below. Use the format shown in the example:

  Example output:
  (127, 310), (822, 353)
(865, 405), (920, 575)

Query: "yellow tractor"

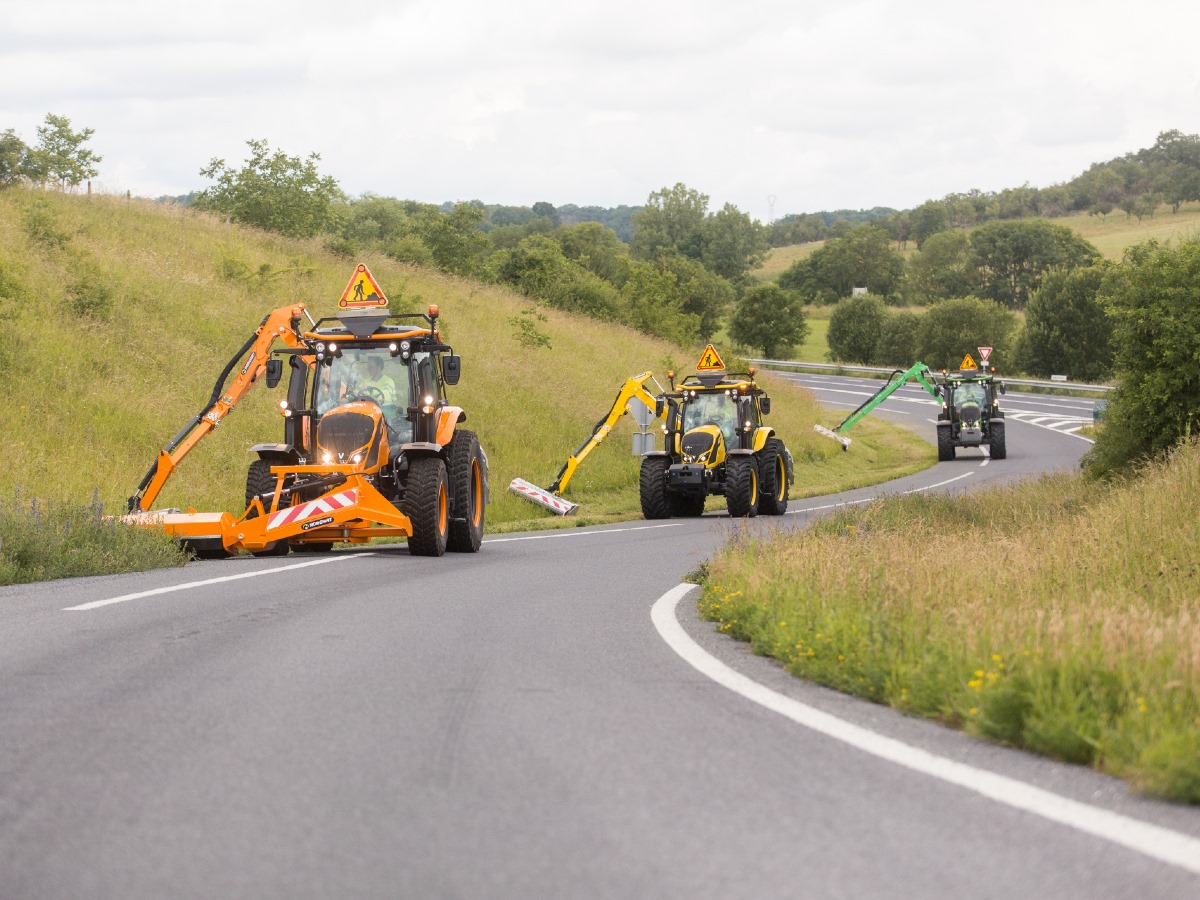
(640, 347), (792, 518)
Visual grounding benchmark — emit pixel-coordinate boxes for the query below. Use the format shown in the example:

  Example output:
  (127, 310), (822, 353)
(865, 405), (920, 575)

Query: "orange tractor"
(126, 271), (487, 558)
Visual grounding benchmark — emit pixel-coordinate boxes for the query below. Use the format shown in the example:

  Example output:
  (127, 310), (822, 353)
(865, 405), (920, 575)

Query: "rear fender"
(249, 443), (300, 464)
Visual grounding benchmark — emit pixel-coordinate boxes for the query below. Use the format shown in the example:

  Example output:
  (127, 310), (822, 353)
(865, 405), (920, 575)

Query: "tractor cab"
(936, 355), (1007, 460)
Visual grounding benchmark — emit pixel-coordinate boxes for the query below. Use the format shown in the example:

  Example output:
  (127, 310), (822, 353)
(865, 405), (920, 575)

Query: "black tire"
(989, 421), (1007, 460)
(402, 456), (449, 557)
(446, 429), (485, 553)
(639, 456), (672, 520)
(725, 456), (759, 518)
(245, 459), (290, 557)
(937, 426), (955, 462)
(757, 438), (789, 516)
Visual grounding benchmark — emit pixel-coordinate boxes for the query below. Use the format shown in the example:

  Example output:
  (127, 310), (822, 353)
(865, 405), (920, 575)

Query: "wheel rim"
(749, 467), (758, 505)
(438, 482), (448, 534)
(470, 459), (482, 526)
(775, 456), (786, 501)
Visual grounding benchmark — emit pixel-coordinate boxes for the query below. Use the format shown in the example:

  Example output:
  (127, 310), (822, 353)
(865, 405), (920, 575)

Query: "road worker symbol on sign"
(960, 353), (978, 370)
(696, 344), (726, 371)
(339, 264), (388, 309)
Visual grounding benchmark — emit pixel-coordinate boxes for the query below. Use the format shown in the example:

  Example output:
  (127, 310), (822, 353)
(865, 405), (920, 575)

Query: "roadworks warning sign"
(696, 344), (726, 371)
(339, 264), (388, 309)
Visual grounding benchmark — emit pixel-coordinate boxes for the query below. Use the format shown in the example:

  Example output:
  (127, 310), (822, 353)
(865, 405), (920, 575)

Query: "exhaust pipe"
(508, 478), (579, 516)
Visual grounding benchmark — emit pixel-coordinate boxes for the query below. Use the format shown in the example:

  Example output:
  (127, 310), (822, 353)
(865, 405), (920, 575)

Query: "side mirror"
(265, 358), (283, 389)
(443, 354), (462, 385)
(655, 397), (665, 418)
(999, 383), (1006, 395)
(760, 396), (771, 415)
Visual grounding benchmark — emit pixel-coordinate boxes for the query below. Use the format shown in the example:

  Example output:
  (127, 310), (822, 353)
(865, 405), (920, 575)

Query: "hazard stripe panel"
(267, 489), (360, 531)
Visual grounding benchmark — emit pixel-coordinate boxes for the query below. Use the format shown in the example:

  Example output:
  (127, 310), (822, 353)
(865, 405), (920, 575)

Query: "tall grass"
(0, 188), (932, 556)
(700, 439), (1200, 802)
(0, 489), (187, 584)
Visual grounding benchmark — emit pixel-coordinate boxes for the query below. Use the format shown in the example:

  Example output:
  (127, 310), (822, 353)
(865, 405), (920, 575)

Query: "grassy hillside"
(0, 189), (931, 536)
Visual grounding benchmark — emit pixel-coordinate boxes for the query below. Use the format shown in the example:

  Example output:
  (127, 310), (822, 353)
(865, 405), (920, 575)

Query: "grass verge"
(0, 490), (188, 585)
(697, 439), (1200, 803)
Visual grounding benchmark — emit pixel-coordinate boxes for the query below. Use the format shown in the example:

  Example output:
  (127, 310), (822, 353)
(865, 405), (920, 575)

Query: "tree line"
(4, 121), (1196, 479)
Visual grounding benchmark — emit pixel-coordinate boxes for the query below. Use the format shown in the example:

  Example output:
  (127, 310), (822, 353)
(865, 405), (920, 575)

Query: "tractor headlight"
(321, 451), (333, 464)
(350, 452), (362, 464)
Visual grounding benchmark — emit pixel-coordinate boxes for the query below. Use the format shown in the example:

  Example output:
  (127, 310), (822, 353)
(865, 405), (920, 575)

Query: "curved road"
(3, 390), (1197, 899)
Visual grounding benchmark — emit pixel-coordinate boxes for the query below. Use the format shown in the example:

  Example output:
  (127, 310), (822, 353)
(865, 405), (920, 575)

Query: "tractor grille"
(317, 411), (378, 455)
(681, 431), (716, 458)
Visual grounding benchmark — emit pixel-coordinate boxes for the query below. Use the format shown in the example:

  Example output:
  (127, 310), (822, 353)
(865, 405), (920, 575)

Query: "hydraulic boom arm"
(547, 372), (662, 494)
(814, 362), (941, 449)
(126, 304), (310, 512)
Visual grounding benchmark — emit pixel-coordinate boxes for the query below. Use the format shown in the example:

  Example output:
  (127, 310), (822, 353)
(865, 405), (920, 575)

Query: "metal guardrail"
(745, 359), (1115, 393)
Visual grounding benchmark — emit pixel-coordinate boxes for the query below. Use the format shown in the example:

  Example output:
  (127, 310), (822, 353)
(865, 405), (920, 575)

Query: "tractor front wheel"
(937, 426), (956, 462)
(403, 457), (449, 557)
(757, 438), (789, 516)
(245, 459), (290, 557)
(989, 421), (1007, 459)
(639, 456), (672, 520)
(447, 429), (486, 553)
(725, 456), (759, 518)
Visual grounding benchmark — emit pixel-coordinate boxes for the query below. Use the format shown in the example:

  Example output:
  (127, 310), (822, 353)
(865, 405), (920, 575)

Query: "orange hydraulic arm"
(126, 304), (311, 513)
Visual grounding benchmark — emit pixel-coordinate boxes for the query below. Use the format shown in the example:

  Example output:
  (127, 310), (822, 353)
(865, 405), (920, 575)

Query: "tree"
(729, 284), (808, 359)
(556, 221), (628, 283)
(909, 201), (949, 248)
(905, 230), (977, 305)
(780, 224), (904, 304)
(631, 183), (709, 261)
(917, 297), (1017, 371)
(827, 294), (887, 364)
(0, 129), (30, 188)
(874, 310), (922, 367)
(195, 138), (343, 238)
(1015, 264), (1114, 382)
(969, 219), (1099, 309)
(700, 202), (769, 281)
(1084, 239), (1200, 476)
(29, 114), (101, 190)
(655, 251), (735, 341)
(531, 201), (561, 228)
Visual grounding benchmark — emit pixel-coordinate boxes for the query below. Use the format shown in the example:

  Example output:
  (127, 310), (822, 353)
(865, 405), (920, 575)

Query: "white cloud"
(6, 0), (1199, 216)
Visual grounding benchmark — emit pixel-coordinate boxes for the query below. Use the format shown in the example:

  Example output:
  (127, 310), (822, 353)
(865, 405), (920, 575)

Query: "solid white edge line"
(651, 584), (1200, 877)
(64, 553), (375, 611)
(484, 523), (680, 543)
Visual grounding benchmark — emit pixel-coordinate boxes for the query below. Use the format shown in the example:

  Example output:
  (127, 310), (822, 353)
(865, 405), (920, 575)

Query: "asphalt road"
(3, 391), (1198, 900)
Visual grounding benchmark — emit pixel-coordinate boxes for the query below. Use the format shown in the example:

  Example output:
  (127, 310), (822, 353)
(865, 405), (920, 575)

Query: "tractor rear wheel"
(725, 456), (759, 518)
(757, 438), (789, 516)
(937, 426), (956, 462)
(639, 456), (672, 520)
(447, 429), (485, 553)
(245, 459), (290, 557)
(989, 421), (1007, 459)
(403, 457), (449, 557)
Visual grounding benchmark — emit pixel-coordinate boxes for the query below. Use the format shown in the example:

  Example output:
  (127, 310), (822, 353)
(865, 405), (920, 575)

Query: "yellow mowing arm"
(126, 304), (310, 512)
(547, 371), (663, 495)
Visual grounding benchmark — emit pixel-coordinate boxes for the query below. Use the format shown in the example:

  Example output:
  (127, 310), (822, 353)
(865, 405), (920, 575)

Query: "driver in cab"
(356, 355), (397, 407)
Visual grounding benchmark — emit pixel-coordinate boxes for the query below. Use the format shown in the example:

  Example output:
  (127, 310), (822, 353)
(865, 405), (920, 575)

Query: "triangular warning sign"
(339, 263), (388, 309)
(960, 353), (978, 370)
(978, 346), (992, 363)
(696, 344), (725, 371)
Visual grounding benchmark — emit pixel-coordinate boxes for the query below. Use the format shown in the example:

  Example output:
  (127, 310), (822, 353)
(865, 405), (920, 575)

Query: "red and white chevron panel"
(507, 478), (578, 516)
(267, 489), (360, 531)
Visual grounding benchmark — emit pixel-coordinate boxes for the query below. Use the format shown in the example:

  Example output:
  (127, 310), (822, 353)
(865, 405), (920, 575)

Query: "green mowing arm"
(814, 362), (941, 449)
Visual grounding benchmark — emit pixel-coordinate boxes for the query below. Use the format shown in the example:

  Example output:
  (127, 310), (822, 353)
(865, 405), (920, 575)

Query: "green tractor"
(814, 354), (1007, 461)
(639, 348), (792, 519)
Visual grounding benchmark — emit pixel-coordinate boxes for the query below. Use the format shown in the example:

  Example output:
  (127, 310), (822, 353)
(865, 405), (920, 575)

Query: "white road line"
(484, 523), (680, 543)
(786, 470), (976, 517)
(651, 584), (1200, 877)
(64, 554), (374, 611)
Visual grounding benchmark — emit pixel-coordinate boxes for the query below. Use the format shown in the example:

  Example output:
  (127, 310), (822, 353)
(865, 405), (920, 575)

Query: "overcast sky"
(4, 0), (1198, 223)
